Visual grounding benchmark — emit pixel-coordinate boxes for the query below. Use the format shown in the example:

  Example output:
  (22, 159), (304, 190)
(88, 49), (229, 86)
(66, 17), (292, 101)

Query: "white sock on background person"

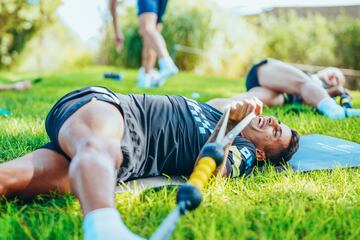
(345, 108), (360, 118)
(83, 208), (144, 240)
(156, 56), (179, 86)
(158, 57), (178, 74)
(317, 97), (346, 119)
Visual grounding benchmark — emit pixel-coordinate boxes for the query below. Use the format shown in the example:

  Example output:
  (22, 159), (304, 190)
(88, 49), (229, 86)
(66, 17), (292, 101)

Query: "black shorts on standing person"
(137, 0), (168, 23)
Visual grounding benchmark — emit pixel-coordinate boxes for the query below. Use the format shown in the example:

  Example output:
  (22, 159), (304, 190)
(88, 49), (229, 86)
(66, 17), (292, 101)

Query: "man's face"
(241, 115), (292, 159)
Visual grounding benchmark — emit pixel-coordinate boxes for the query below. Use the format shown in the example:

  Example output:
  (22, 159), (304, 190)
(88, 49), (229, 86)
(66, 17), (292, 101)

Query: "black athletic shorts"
(245, 59), (303, 104)
(245, 59), (268, 91)
(40, 86), (124, 161)
(137, 0), (168, 23)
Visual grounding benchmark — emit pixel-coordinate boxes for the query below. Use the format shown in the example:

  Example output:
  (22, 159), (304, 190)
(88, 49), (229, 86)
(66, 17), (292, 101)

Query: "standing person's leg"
(137, 27), (159, 88)
(138, 0), (178, 86)
(138, 13), (169, 60)
(58, 98), (143, 239)
(0, 148), (70, 199)
(141, 23), (162, 74)
(142, 38), (157, 74)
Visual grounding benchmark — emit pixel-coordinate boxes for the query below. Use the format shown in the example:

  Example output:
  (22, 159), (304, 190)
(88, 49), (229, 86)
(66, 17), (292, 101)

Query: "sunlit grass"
(0, 67), (359, 239)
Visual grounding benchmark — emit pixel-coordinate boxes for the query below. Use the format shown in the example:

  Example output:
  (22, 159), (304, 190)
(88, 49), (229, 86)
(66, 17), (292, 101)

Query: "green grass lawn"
(0, 66), (360, 240)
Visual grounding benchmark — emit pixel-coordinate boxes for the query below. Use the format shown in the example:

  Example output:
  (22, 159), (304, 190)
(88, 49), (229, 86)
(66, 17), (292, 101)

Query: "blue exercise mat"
(289, 134), (360, 172)
(0, 109), (11, 115)
(116, 134), (360, 193)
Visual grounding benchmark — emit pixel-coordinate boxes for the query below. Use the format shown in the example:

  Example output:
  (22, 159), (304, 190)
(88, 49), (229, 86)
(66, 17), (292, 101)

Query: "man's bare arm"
(109, 0), (123, 52)
(0, 84), (13, 91)
(198, 99), (262, 177)
(206, 92), (253, 113)
(0, 81), (31, 91)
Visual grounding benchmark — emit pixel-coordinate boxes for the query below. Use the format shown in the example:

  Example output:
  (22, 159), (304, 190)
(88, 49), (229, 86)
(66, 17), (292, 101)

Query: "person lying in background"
(0, 80), (31, 91)
(208, 58), (360, 119)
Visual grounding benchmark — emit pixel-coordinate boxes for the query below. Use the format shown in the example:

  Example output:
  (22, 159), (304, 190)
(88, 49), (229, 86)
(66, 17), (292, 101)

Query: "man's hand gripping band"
(179, 98), (262, 209)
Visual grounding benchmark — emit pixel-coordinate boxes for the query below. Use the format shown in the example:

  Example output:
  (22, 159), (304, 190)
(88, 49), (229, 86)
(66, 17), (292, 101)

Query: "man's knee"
(70, 138), (123, 174)
(139, 23), (157, 37)
(0, 169), (22, 196)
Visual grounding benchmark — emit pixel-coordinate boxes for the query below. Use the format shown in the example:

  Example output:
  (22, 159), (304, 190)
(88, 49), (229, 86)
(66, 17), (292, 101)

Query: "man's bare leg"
(257, 59), (329, 108)
(257, 59), (357, 119)
(138, 23), (163, 87)
(58, 98), (143, 239)
(139, 13), (178, 85)
(141, 22), (162, 74)
(0, 149), (70, 199)
(142, 40), (157, 74)
(138, 36), (158, 87)
(139, 13), (169, 59)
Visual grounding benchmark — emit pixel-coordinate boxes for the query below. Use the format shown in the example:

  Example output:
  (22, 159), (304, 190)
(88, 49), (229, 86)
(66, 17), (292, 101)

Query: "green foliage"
(15, 22), (95, 72)
(97, 2), (214, 70)
(162, 4), (214, 70)
(97, 7), (142, 68)
(0, 0), (60, 69)
(333, 16), (360, 69)
(257, 11), (337, 66)
(0, 67), (359, 239)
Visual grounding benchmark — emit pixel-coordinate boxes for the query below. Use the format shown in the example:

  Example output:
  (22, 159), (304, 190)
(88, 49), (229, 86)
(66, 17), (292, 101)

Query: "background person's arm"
(109, 0), (123, 52)
(0, 80), (31, 91)
(206, 93), (253, 113)
(0, 84), (14, 91)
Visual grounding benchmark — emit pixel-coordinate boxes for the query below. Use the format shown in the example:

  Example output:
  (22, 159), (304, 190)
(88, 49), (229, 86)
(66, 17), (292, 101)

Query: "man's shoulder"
(232, 136), (256, 157)
(226, 136), (256, 178)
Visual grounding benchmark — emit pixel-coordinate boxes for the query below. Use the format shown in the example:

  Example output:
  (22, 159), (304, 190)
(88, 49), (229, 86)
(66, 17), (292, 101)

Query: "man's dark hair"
(268, 129), (300, 166)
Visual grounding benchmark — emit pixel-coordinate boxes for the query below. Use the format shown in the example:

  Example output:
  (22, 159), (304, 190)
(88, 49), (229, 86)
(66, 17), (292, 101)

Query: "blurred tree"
(333, 16), (360, 69)
(258, 12), (337, 66)
(0, 0), (60, 68)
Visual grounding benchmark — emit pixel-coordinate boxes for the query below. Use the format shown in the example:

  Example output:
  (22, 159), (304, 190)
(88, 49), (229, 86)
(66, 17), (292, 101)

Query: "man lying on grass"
(0, 86), (299, 240)
(208, 58), (360, 119)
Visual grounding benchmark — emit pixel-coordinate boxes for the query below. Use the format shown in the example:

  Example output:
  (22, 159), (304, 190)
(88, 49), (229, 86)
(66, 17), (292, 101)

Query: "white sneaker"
(137, 68), (163, 88)
(156, 57), (179, 86)
(137, 67), (153, 88)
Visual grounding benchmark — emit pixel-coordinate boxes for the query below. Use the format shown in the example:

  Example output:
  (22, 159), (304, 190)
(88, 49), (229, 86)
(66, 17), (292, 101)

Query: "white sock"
(83, 208), (144, 240)
(345, 108), (360, 118)
(317, 97), (345, 119)
(158, 56), (177, 71)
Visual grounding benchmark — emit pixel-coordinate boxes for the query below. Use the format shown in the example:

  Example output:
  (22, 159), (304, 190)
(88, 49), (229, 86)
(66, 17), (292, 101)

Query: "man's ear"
(256, 149), (266, 161)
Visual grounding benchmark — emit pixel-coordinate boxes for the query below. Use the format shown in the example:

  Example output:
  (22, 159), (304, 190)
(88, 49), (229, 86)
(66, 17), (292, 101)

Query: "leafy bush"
(162, 3), (214, 70)
(0, 0), (60, 69)
(192, 9), (264, 77)
(16, 22), (95, 71)
(97, 7), (142, 68)
(257, 11), (337, 66)
(333, 16), (360, 69)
